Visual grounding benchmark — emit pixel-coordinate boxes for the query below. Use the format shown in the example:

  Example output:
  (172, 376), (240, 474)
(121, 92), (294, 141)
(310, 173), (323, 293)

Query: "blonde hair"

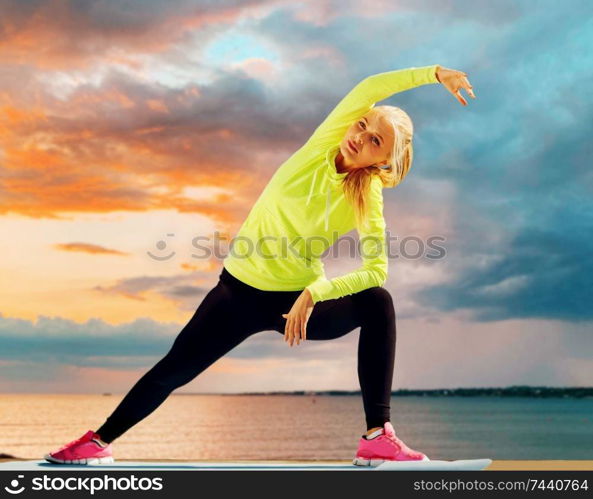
(342, 105), (414, 228)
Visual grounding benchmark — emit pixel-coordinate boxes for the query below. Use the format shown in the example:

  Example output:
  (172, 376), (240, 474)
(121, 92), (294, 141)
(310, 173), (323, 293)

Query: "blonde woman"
(45, 64), (474, 466)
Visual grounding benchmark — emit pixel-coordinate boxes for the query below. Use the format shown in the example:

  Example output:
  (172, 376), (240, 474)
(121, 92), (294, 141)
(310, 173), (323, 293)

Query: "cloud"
(0, 310), (591, 393)
(0, 311), (354, 370)
(0, 0), (277, 69)
(0, 62), (320, 223)
(415, 224), (593, 322)
(280, 0), (524, 28)
(0, 314), (177, 364)
(92, 272), (214, 309)
(53, 242), (130, 255)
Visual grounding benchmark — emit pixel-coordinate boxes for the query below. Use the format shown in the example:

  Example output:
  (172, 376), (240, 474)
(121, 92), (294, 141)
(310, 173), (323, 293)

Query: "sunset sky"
(0, 0), (591, 393)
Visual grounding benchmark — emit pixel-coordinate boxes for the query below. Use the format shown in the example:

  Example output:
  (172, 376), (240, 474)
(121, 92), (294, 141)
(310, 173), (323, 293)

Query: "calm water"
(0, 394), (591, 461)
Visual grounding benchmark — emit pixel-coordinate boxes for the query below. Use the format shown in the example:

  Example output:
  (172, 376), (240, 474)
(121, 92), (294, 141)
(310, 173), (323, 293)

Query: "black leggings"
(95, 267), (397, 443)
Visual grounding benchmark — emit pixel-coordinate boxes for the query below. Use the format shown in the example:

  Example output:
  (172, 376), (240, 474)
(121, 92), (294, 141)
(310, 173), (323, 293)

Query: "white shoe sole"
(44, 454), (115, 465)
(353, 455), (430, 467)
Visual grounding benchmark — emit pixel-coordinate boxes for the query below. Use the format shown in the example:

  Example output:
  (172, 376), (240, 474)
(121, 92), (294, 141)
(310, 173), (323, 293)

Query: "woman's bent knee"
(356, 287), (395, 323)
(360, 286), (394, 308)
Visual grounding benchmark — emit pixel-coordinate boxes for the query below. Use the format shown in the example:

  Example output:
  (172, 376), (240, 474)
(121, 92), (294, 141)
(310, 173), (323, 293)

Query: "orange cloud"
(70, 89), (136, 110)
(146, 99), (169, 114)
(0, 104), (47, 139)
(288, 0), (403, 27)
(53, 242), (130, 256)
(232, 57), (279, 81)
(180, 258), (219, 273)
(0, 5), (313, 228)
(0, 86), (265, 227)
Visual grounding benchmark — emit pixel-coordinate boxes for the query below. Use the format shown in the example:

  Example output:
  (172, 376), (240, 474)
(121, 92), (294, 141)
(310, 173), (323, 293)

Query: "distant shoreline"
(4, 386), (591, 398)
(132, 386), (593, 398)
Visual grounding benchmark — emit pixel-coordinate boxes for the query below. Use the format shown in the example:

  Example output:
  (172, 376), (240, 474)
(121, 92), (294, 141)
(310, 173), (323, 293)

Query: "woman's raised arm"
(306, 65), (440, 148)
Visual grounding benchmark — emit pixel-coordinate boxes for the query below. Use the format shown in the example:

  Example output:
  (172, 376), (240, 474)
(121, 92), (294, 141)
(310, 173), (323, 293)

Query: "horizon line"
(3, 385), (592, 396)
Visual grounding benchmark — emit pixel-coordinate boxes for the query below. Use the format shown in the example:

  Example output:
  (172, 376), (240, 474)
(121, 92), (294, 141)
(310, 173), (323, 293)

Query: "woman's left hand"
(435, 65), (476, 106)
(282, 289), (314, 347)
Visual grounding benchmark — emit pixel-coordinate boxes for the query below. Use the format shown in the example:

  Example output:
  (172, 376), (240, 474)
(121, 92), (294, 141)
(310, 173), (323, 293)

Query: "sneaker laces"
(381, 426), (407, 452)
(385, 432), (403, 450)
(386, 432), (423, 458)
(55, 432), (92, 453)
(365, 427), (401, 449)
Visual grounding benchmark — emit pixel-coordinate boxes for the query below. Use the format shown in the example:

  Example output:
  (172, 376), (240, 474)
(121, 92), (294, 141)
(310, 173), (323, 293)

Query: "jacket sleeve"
(305, 176), (388, 304)
(305, 65), (440, 147)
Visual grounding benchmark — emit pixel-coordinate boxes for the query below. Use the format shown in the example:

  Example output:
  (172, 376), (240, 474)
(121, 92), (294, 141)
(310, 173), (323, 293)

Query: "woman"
(44, 64), (474, 466)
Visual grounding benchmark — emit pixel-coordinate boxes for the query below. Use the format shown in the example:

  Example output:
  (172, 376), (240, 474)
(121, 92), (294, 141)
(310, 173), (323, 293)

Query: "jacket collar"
(306, 145), (349, 232)
(326, 144), (349, 185)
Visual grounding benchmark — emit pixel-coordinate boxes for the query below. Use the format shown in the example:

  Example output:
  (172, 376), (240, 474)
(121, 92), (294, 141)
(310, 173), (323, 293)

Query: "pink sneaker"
(44, 430), (114, 465)
(353, 422), (429, 466)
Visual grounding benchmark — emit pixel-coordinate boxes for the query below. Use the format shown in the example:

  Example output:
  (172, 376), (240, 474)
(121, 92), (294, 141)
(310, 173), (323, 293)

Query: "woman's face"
(339, 109), (395, 170)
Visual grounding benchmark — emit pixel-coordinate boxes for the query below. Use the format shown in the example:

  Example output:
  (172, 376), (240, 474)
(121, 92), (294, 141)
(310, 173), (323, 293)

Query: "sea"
(1, 394), (591, 461)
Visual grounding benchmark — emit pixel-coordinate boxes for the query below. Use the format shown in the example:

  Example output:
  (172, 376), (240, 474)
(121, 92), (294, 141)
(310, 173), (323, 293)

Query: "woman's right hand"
(435, 65), (476, 106)
(282, 289), (314, 347)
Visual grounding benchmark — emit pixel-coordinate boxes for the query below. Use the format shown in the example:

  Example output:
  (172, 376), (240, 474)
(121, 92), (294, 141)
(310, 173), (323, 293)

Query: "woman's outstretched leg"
(95, 279), (257, 443)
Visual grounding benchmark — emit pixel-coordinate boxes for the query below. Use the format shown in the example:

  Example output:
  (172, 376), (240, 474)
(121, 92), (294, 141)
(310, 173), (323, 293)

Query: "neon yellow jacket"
(223, 65), (440, 304)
